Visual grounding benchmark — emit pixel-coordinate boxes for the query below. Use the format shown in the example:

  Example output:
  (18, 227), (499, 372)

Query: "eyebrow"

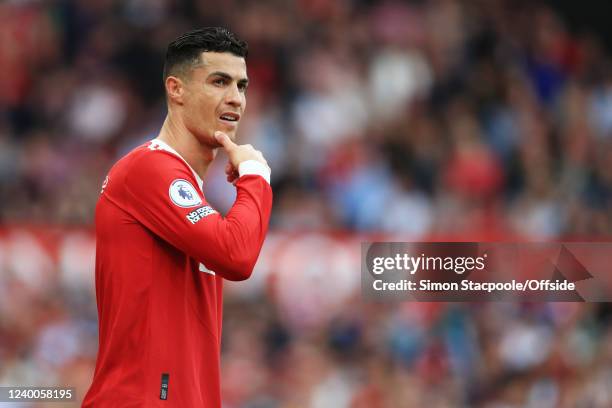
(208, 71), (249, 86)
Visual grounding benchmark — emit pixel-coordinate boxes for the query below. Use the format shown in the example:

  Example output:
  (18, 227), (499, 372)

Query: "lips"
(219, 112), (240, 122)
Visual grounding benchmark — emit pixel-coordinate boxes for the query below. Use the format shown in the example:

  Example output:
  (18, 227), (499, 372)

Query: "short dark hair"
(163, 27), (248, 80)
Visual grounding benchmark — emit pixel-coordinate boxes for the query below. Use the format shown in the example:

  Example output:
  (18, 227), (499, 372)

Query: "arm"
(124, 141), (272, 281)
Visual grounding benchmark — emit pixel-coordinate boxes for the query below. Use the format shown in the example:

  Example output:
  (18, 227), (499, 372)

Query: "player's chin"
(218, 126), (238, 140)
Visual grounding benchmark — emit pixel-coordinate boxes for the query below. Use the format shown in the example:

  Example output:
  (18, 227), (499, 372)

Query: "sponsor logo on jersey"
(186, 205), (217, 224)
(169, 179), (202, 208)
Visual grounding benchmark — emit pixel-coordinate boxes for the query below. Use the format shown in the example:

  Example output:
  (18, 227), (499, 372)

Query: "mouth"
(219, 112), (241, 125)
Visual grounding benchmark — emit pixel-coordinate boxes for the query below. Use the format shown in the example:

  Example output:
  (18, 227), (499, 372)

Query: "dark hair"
(163, 27), (248, 80)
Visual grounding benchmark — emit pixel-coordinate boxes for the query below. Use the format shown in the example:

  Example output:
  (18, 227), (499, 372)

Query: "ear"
(165, 76), (185, 105)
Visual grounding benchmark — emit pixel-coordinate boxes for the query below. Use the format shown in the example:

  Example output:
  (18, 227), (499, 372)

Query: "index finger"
(214, 131), (237, 151)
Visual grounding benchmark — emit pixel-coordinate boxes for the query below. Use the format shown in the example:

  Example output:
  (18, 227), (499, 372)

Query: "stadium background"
(1, 0), (611, 406)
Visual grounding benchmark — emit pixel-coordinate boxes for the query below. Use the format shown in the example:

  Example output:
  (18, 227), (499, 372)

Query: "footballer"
(83, 27), (272, 407)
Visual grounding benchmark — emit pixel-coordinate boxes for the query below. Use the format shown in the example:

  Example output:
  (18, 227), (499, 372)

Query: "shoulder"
(126, 141), (190, 177)
(105, 140), (197, 196)
(108, 141), (188, 179)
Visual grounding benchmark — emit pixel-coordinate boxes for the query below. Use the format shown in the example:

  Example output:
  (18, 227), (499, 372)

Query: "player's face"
(182, 52), (248, 147)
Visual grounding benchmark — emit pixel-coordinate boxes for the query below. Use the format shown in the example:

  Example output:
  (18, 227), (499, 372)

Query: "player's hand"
(215, 131), (269, 171)
(225, 161), (239, 184)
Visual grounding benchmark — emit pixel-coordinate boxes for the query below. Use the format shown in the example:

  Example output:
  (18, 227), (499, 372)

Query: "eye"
(213, 78), (227, 86)
(238, 83), (248, 93)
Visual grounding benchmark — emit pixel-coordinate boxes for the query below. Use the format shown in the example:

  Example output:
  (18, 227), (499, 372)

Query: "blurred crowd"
(1, 0), (612, 406)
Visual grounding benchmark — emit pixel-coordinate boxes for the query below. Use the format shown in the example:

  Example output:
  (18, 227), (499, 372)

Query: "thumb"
(215, 131), (236, 151)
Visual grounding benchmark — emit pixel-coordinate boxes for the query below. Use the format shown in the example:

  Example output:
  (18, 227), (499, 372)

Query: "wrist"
(238, 160), (270, 184)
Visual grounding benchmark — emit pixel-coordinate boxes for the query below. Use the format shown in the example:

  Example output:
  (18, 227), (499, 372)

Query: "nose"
(225, 84), (242, 108)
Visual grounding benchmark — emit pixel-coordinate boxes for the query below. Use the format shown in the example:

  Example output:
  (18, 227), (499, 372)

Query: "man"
(83, 28), (272, 407)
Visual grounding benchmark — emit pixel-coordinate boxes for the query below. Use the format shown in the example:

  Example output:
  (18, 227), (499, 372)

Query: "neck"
(157, 114), (216, 179)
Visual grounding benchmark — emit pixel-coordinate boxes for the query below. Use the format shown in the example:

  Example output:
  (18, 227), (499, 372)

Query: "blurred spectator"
(1, 0), (612, 407)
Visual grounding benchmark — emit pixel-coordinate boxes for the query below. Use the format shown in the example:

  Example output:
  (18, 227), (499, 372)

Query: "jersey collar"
(150, 138), (204, 192)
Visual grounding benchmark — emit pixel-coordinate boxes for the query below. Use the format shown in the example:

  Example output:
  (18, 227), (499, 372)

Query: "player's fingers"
(215, 131), (237, 151)
(227, 170), (239, 183)
(225, 162), (233, 175)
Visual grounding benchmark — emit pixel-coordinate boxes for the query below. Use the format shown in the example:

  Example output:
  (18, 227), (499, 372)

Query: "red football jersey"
(82, 139), (272, 407)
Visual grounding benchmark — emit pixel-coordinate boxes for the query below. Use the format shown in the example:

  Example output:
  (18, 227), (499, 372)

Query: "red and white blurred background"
(1, 0), (612, 406)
